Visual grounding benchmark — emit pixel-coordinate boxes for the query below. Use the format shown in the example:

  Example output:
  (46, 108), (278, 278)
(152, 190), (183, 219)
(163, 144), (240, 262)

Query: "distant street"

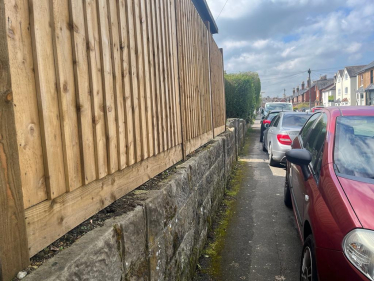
(196, 118), (302, 281)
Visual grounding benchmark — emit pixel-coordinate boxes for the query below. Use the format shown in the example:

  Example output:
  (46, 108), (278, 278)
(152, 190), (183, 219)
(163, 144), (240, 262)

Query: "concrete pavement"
(196, 118), (302, 281)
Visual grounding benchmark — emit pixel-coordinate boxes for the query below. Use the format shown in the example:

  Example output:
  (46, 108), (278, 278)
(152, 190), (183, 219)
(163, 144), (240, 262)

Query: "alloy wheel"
(301, 246), (313, 281)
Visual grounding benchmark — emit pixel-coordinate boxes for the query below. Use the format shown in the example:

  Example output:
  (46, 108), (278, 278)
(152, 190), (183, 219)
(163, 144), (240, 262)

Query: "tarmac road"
(196, 118), (302, 281)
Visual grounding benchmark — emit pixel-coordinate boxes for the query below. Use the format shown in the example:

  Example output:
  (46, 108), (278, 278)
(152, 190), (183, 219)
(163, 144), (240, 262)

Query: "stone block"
(25, 224), (122, 281)
(114, 206), (148, 281)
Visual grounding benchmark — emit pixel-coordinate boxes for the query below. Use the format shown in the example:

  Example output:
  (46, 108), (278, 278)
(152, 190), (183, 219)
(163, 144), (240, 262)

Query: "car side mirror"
(264, 123), (269, 128)
(286, 149), (312, 180)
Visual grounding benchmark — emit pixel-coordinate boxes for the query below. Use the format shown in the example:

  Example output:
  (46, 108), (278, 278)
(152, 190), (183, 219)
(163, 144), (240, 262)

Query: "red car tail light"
(263, 120), (271, 125)
(277, 134), (292, 145)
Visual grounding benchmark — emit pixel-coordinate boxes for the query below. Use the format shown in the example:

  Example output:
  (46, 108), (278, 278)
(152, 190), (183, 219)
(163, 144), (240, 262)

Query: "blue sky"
(206, 0), (374, 97)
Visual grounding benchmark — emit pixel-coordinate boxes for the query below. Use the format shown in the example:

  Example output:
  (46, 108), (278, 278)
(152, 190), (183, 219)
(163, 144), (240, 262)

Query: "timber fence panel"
(210, 36), (226, 135)
(1, 0), (225, 276)
(175, 0), (215, 155)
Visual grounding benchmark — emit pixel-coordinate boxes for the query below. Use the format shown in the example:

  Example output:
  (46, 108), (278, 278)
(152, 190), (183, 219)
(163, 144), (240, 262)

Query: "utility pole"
(284, 88), (286, 98)
(308, 69), (311, 110)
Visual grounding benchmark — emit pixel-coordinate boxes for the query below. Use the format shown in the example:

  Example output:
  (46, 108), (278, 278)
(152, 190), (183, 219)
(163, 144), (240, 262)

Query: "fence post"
(219, 48), (226, 132)
(206, 21), (215, 138)
(0, 2), (30, 280)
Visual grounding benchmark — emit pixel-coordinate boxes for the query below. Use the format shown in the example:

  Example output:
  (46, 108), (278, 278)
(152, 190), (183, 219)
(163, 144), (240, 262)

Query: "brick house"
(315, 76), (334, 105)
(356, 60), (374, 105)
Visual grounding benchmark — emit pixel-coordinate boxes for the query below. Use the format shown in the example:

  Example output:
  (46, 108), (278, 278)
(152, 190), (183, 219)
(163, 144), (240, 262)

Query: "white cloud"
(345, 42), (362, 53)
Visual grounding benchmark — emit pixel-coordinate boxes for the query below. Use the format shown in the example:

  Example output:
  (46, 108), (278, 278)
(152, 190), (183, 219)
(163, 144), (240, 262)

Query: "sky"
(205, 0), (374, 98)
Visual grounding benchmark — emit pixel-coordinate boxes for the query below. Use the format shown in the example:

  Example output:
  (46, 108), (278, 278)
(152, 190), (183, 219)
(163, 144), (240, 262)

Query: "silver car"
(263, 112), (310, 166)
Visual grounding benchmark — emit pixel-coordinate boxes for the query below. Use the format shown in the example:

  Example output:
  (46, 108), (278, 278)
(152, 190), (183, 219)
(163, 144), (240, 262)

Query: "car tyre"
(268, 144), (276, 166)
(262, 140), (267, 152)
(284, 174), (292, 208)
(300, 235), (318, 281)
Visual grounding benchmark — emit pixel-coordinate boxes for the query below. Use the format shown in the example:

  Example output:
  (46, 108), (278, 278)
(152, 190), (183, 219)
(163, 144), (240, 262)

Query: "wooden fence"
(0, 0), (225, 279)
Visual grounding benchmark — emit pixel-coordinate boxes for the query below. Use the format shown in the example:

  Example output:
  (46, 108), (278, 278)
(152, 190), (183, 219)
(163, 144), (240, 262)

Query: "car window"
(303, 114), (328, 179)
(267, 112), (278, 121)
(334, 116), (374, 179)
(270, 115), (279, 127)
(300, 113), (321, 144)
(282, 115), (310, 127)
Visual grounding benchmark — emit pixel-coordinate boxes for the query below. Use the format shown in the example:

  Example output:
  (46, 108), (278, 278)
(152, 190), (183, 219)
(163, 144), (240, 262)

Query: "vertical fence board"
(140, 0), (154, 157)
(155, 0), (167, 151)
(117, 0), (135, 166)
(126, 0), (142, 163)
(152, 0), (163, 153)
(0, 2), (30, 279)
(69, 0), (97, 185)
(145, 0), (158, 155)
(108, 0), (126, 170)
(4, 0), (47, 209)
(97, 0), (118, 174)
(133, 0), (148, 160)
(30, 0), (67, 199)
(170, 0), (182, 145)
(84, 0), (108, 179)
(51, 0), (83, 192)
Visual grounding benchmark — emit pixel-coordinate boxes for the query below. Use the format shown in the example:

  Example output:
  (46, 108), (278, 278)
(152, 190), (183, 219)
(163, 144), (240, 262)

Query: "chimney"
(320, 75), (327, 80)
(307, 78), (311, 88)
(301, 81), (305, 90)
(293, 88), (295, 95)
(296, 86), (299, 93)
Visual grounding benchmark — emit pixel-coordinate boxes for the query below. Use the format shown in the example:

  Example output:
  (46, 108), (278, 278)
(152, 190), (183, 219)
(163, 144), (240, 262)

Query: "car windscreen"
(282, 115), (310, 127)
(334, 116), (374, 179)
(265, 103), (292, 111)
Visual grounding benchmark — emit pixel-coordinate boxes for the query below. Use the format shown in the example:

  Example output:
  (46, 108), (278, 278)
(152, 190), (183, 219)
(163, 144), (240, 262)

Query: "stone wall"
(25, 119), (247, 281)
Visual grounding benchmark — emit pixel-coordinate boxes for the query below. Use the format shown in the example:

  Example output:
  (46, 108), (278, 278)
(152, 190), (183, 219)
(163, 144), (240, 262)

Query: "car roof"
(323, 106), (374, 116)
(280, 111), (310, 115)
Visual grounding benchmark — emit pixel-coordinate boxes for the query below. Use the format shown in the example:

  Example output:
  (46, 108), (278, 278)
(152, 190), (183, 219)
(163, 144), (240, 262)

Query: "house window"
(361, 74), (364, 86)
(338, 77), (341, 83)
(345, 87), (348, 94)
(345, 73), (348, 80)
(371, 70), (373, 84)
(338, 89), (341, 95)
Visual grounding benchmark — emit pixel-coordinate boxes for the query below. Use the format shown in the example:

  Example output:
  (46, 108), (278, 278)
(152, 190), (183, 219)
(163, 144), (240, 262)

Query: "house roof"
(356, 86), (364, 94)
(346, 65), (366, 77)
(366, 84), (374, 91)
(322, 84), (336, 92)
(315, 78), (334, 90)
(338, 70), (344, 77)
(192, 0), (218, 34)
(358, 60), (374, 74)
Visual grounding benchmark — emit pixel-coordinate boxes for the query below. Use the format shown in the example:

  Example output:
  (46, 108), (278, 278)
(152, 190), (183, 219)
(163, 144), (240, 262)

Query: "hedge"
(225, 72), (261, 122)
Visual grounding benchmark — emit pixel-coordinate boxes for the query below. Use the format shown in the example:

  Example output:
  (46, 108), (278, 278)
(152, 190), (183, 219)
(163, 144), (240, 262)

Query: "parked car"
(311, 106), (324, 112)
(262, 102), (293, 118)
(263, 112), (310, 166)
(260, 111), (281, 142)
(284, 106), (374, 281)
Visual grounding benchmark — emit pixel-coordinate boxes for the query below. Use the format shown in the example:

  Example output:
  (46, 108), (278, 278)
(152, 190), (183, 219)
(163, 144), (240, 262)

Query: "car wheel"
(284, 173), (292, 208)
(300, 235), (318, 281)
(268, 144), (276, 166)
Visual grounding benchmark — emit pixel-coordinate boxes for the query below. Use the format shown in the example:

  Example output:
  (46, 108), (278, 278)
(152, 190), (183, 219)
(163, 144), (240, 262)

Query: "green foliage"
(328, 95), (334, 102)
(225, 72), (261, 122)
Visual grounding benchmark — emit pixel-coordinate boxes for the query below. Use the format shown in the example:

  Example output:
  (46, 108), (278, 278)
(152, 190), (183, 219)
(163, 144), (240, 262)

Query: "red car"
(284, 106), (374, 281)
